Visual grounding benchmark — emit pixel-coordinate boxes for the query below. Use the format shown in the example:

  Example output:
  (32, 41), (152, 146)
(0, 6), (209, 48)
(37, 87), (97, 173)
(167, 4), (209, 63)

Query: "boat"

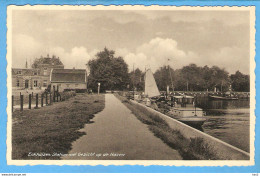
(209, 95), (238, 100)
(167, 95), (207, 127)
(143, 68), (206, 127)
(143, 68), (161, 107)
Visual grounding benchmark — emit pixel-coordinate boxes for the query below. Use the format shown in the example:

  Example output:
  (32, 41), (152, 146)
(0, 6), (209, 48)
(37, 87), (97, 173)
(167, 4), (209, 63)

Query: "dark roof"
(51, 69), (86, 83)
(12, 68), (39, 76)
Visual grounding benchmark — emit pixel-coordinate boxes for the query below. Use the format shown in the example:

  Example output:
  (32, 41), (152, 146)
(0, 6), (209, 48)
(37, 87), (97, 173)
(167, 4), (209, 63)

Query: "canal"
(196, 97), (250, 153)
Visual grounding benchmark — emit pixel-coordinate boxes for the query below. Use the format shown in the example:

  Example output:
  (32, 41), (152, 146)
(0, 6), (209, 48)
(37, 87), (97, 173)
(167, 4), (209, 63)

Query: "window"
(17, 71), (22, 75)
(43, 68), (47, 75)
(33, 80), (38, 87)
(43, 80), (47, 87)
(16, 80), (19, 87)
(33, 71), (38, 75)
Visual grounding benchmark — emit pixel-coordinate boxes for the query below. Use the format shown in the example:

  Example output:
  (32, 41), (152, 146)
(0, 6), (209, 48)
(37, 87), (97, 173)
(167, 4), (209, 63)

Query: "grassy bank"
(12, 93), (105, 160)
(115, 94), (221, 160)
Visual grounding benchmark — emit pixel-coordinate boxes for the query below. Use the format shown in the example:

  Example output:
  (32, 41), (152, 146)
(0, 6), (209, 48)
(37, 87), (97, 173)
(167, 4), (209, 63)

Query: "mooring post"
(45, 92), (48, 105)
(12, 95), (14, 112)
(20, 94), (23, 111)
(35, 94), (38, 109)
(50, 93), (52, 105)
(41, 94), (43, 107)
(28, 94), (31, 109)
(53, 86), (56, 102)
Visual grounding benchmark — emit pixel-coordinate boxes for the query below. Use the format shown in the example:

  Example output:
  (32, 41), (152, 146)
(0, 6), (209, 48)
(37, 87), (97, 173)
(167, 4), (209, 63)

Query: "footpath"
(62, 94), (181, 160)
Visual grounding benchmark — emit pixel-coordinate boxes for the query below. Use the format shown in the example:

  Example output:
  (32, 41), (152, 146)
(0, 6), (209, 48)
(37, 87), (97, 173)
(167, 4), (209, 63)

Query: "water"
(196, 97), (250, 152)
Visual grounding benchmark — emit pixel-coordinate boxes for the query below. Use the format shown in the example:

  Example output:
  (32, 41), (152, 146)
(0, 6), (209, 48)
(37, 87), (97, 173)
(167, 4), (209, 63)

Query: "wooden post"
(41, 94), (43, 107)
(28, 94), (31, 109)
(50, 93), (52, 105)
(53, 86), (56, 102)
(45, 92), (48, 105)
(35, 94), (38, 109)
(20, 94), (23, 111)
(12, 95), (14, 112)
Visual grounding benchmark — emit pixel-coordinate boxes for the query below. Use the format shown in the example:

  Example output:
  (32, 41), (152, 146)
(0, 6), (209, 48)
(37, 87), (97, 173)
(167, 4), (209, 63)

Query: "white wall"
(51, 83), (86, 92)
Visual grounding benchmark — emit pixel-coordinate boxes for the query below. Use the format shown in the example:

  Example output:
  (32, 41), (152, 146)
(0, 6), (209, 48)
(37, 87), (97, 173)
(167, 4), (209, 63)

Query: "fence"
(12, 91), (76, 112)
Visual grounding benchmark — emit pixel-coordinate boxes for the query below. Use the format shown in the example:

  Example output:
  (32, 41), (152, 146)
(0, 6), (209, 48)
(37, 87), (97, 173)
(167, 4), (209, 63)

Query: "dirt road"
(63, 94), (181, 160)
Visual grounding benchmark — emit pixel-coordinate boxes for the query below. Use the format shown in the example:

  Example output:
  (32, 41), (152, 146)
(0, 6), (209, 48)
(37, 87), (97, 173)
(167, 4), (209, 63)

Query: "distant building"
(50, 68), (87, 92)
(12, 55), (64, 90)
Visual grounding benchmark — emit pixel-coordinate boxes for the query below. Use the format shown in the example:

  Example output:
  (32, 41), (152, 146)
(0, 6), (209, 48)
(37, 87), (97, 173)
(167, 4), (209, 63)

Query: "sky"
(12, 9), (251, 74)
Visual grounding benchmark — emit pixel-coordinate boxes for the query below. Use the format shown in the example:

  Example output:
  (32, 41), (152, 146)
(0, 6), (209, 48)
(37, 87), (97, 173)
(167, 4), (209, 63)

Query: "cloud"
(204, 46), (250, 74)
(12, 34), (42, 68)
(116, 37), (198, 72)
(49, 47), (97, 69)
(12, 34), (97, 69)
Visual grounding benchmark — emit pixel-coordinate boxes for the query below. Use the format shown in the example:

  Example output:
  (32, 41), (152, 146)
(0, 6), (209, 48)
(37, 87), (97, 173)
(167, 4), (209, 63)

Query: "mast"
(168, 58), (174, 92)
(133, 64), (135, 98)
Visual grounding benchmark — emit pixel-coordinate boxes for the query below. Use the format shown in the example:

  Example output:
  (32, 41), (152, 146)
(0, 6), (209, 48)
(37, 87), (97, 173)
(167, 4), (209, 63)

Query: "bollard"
(35, 94), (38, 109)
(53, 92), (56, 102)
(45, 92), (48, 105)
(50, 93), (52, 105)
(41, 94), (43, 107)
(20, 94), (23, 111)
(29, 94), (31, 109)
(12, 95), (14, 112)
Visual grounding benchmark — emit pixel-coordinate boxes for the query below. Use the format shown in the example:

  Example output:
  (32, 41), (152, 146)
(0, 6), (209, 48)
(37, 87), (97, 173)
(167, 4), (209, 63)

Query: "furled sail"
(144, 69), (160, 98)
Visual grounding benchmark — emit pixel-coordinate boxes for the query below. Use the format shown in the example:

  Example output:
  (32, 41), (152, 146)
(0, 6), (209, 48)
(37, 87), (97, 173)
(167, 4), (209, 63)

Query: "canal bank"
(129, 98), (250, 160)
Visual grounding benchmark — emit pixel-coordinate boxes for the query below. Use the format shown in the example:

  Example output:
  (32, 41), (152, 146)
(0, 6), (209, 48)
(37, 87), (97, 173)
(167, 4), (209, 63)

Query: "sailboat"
(142, 68), (161, 106)
(144, 69), (161, 98)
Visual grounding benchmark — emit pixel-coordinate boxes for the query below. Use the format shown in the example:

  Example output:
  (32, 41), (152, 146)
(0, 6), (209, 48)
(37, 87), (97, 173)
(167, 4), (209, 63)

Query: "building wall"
(12, 62), (63, 90)
(12, 76), (44, 90)
(51, 82), (87, 92)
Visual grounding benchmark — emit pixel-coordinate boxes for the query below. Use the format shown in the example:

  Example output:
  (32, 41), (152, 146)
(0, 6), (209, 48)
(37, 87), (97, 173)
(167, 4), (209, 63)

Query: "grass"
(12, 93), (105, 160)
(115, 94), (221, 160)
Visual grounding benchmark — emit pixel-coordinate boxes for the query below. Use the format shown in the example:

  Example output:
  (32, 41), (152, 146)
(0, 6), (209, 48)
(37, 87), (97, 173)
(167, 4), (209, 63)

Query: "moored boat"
(209, 95), (238, 100)
(167, 95), (206, 127)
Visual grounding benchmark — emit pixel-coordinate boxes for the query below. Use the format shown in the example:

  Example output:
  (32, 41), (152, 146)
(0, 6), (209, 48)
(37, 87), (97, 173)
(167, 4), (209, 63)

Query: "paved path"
(62, 94), (181, 160)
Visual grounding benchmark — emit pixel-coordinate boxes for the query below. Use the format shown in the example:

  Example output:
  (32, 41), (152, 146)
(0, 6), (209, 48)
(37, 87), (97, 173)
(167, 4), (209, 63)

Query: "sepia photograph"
(6, 5), (255, 166)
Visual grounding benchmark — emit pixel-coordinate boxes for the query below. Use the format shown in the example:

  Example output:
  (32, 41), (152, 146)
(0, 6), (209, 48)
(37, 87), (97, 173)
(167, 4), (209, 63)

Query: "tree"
(154, 66), (175, 91)
(179, 64), (204, 91)
(230, 71), (250, 92)
(129, 68), (144, 91)
(32, 55), (63, 68)
(87, 48), (129, 92)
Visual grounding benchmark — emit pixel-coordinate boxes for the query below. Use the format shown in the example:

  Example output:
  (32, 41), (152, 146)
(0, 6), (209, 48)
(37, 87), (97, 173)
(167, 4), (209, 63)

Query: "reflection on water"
(196, 97), (250, 152)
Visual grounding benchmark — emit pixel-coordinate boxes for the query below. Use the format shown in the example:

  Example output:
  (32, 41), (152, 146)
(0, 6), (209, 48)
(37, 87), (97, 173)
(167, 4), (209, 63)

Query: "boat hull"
(178, 117), (207, 127)
(209, 95), (238, 100)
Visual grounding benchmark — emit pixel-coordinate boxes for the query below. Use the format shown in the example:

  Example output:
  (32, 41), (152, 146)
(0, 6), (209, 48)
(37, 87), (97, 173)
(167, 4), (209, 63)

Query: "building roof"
(12, 68), (39, 76)
(51, 69), (86, 83)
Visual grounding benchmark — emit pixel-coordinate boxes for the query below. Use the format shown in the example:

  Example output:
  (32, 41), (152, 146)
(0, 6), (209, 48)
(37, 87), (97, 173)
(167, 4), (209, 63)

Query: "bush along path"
(115, 94), (221, 160)
(12, 94), (105, 160)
